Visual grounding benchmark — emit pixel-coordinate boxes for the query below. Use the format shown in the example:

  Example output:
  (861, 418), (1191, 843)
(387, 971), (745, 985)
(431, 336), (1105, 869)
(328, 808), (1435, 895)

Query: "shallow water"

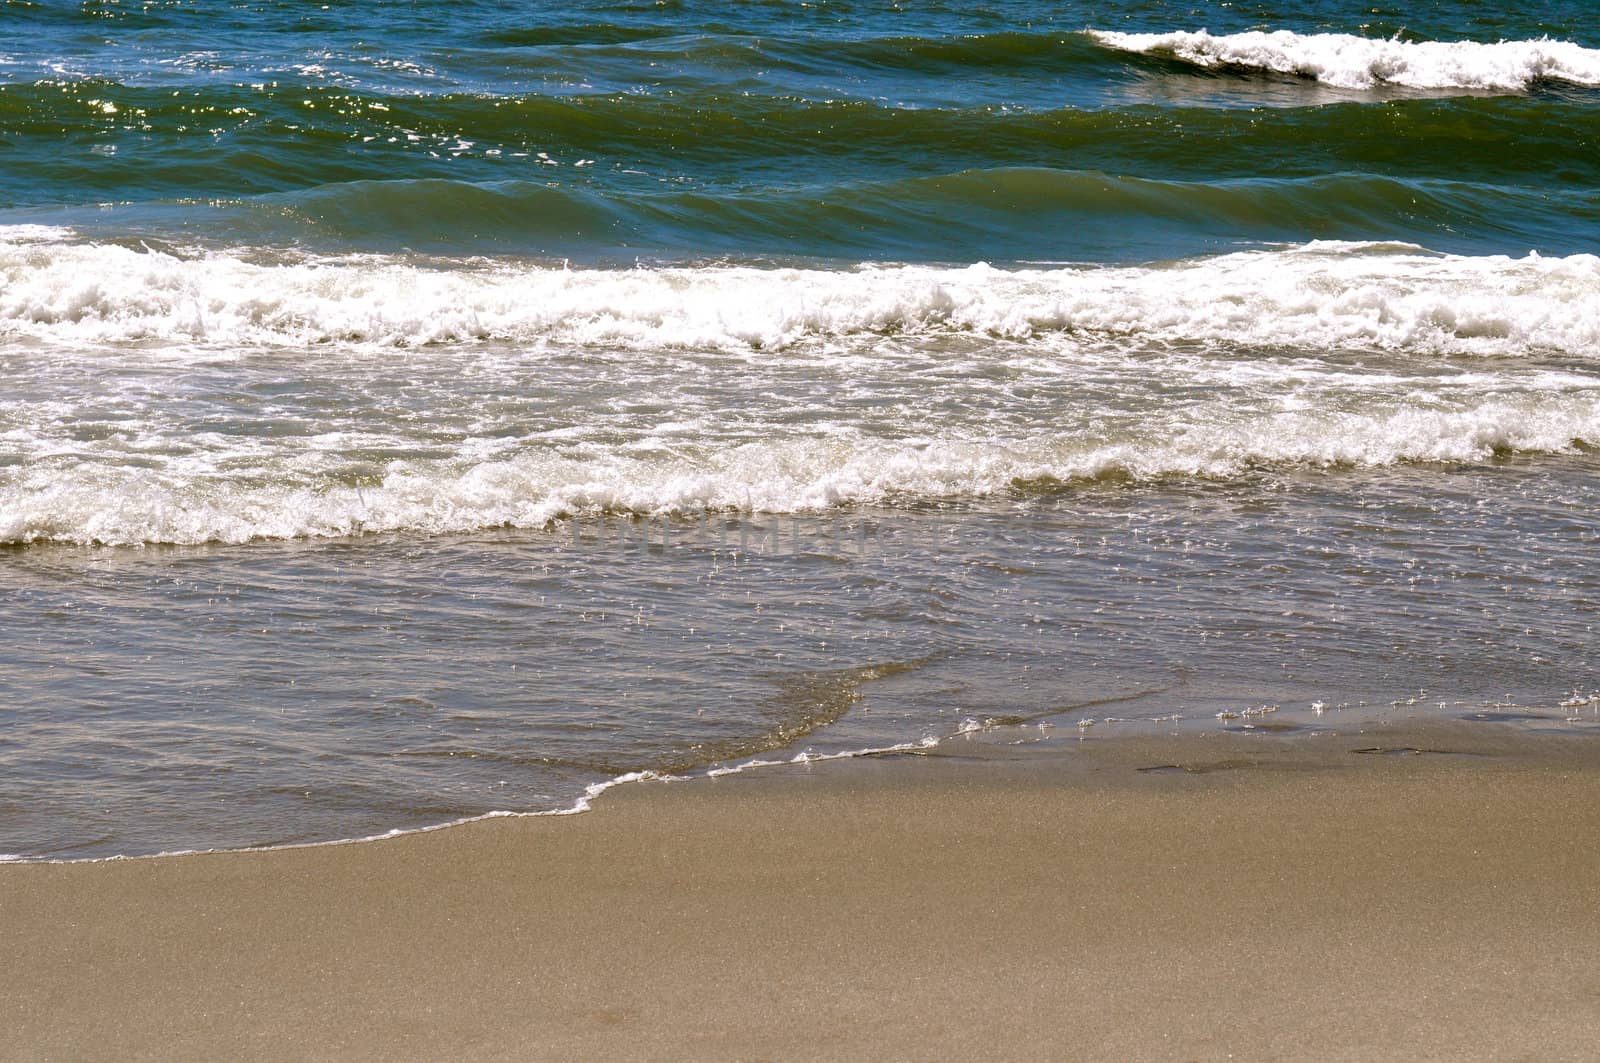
(2, 0), (1598, 858)
(5, 458), (1599, 859)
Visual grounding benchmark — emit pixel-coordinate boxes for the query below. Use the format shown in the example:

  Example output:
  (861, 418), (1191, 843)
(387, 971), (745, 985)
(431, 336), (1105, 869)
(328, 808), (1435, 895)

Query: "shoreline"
(11, 696), (1595, 868)
(5, 719), (1600, 1060)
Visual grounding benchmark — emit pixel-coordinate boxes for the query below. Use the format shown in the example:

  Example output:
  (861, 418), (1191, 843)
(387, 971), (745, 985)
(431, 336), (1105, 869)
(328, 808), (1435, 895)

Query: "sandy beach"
(5, 721), (1599, 1061)
(7, 2), (1600, 1060)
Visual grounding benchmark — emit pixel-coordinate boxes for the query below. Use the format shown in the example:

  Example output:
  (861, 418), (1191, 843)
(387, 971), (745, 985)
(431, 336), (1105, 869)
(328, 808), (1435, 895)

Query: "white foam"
(3, 236), (1599, 357)
(5, 390), (1600, 545)
(1087, 29), (1600, 91)
(0, 224), (76, 244)
(6, 237), (1600, 545)
(703, 737), (938, 778)
(529, 770), (673, 816)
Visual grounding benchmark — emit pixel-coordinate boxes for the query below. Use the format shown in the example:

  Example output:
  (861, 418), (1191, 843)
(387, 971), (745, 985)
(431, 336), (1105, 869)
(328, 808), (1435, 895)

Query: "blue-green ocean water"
(5, 0), (1600, 261)
(3, 1), (1599, 858)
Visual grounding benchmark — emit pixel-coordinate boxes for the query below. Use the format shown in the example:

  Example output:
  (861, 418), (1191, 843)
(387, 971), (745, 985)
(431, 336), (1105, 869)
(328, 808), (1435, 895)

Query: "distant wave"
(5, 81), (1600, 230)
(1088, 29), (1600, 91)
(174, 168), (1592, 261)
(261, 169), (1593, 259)
(3, 233), (1597, 356)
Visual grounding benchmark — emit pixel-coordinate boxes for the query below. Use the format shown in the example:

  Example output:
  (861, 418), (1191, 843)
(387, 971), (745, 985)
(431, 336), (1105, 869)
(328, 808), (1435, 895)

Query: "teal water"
(2, 1), (1599, 859)
(4, 0), (1599, 259)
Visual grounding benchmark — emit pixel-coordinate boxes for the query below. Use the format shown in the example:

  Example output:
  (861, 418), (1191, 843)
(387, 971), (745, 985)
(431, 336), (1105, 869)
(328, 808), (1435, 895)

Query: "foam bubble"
(1087, 29), (1600, 91)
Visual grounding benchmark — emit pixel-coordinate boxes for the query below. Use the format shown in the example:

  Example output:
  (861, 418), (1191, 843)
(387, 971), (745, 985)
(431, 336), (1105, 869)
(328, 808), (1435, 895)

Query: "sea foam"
(3, 235), (1598, 358)
(5, 394), (1600, 546)
(1087, 29), (1600, 91)
(6, 234), (1600, 545)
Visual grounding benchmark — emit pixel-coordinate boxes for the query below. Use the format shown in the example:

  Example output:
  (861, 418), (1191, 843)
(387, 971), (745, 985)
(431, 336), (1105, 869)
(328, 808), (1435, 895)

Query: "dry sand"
(4, 722), (1600, 1061)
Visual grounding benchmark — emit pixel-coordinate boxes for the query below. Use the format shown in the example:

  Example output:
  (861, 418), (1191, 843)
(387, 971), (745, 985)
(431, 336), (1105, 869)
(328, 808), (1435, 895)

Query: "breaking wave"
(3, 234), (1598, 357)
(7, 395), (1600, 546)
(1088, 29), (1600, 92)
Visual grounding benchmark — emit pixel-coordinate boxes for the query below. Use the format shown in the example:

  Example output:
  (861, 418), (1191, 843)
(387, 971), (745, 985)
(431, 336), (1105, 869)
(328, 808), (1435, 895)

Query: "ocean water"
(3, 0), (1599, 859)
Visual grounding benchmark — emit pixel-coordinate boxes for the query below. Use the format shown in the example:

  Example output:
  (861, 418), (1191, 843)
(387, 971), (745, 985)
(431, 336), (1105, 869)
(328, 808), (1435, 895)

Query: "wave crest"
(6, 397), (1600, 546)
(3, 235), (1598, 356)
(1088, 29), (1600, 91)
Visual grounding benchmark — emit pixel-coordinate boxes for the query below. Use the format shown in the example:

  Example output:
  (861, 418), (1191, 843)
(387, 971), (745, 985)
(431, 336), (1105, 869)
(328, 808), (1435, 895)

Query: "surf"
(1088, 29), (1600, 92)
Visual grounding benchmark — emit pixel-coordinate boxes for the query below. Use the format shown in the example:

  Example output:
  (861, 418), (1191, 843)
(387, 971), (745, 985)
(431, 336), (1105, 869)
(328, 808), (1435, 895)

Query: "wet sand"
(5, 722), (1600, 1061)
